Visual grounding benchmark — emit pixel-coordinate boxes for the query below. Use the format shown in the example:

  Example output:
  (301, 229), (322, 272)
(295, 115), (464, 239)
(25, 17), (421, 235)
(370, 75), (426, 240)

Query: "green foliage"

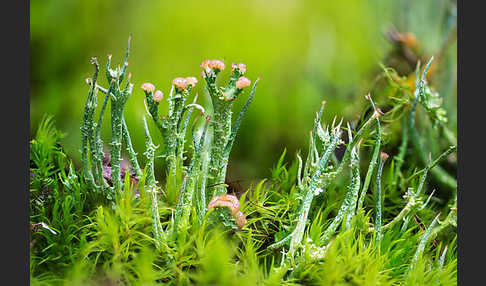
(30, 39), (456, 285)
(30, 116), (105, 275)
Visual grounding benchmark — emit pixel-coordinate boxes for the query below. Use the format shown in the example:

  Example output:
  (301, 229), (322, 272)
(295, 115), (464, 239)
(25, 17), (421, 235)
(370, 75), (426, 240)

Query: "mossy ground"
(30, 90), (456, 286)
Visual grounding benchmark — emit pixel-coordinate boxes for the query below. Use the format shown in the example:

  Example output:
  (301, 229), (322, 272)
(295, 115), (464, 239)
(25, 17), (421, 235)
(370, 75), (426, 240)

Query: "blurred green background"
(30, 0), (456, 184)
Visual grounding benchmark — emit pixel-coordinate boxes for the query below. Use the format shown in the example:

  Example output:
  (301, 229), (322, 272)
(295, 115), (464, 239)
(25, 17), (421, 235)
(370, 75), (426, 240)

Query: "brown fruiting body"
(172, 77), (188, 90)
(235, 211), (247, 228)
(208, 194), (246, 226)
(141, 83), (155, 93)
(208, 194), (241, 216)
(235, 77), (251, 89)
(153, 90), (163, 103)
(185, 77), (198, 88)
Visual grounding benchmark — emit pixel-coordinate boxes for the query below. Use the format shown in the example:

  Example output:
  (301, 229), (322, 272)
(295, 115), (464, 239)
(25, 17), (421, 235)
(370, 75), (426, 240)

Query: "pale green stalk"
(143, 116), (163, 247)
(173, 116), (210, 235)
(107, 38), (133, 194)
(109, 78), (126, 193)
(382, 194), (417, 232)
(409, 212), (441, 272)
(302, 102), (326, 188)
(81, 58), (100, 191)
(121, 117), (143, 180)
(358, 119), (380, 210)
(375, 153), (387, 244)
(93, 80), (115, 192)
(204, 66), (249, 196)
(208, 99), (234, 196)
(345, 125), (361, 229)
(320, 126), (360, 243)
(405, 145), (457, 184)
(221, 78), (260, 171)
(289, 127), (341, 255)
(198, 136), (211, 219)
(333, 113), (376, 177)
(167, 87), (190, 176)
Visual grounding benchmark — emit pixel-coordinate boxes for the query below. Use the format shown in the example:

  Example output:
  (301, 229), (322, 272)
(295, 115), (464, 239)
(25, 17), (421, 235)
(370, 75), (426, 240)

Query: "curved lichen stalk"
(409, 212), (441, 272)
(93, 80), (112, 193)
(268, 103), (331, 251)
(289, 124), (342, 256)
(121, 117), (143, 181)
(302, 101), (327, 186)
(142, 116), (164, 247)
(332, 94), (381, 179)
(319, 125), (361, 245)
(375, 152), (388, 244)
(87, 78), (121, 193)
(358, 113), (381, 211)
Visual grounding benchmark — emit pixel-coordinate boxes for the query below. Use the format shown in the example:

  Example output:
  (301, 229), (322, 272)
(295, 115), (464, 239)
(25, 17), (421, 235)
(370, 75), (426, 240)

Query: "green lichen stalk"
(173, 115), (211, 236)
(344, 124), (361, 229)
(81, 58), (100, 191)
(141, 77), (198, 191)
(201, 60), (252, 196)
(91, 79), (116, 192)
(109, 77), (132, 193)
(93, 84), (111, 193)
(289, 123), (342, 256)
(82, 44), (134, 195)
(143, 116), (164, 246)
(122, 117), (143, 180)
(143, 117), (158, 188)
(141, 85), (168, 142)
(321, 95), (381, 191)
(409, 212), (441, 272)
(209, 99), (233, 196)
(358, 118), (381, 210)
(106, 37), (133, 194)
(375, 152), (388, 244)
(320, 124), (361, 244)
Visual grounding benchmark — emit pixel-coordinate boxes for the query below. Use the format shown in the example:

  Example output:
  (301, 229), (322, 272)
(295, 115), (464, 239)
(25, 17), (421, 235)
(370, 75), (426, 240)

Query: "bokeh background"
(30, 0), (457, 186)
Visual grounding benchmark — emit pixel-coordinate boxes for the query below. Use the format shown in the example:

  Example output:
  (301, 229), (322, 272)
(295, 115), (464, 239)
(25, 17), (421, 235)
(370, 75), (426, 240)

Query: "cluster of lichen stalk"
(268, 96), (381, 257)
(269, 57), (456, 270)
(80, 39), (456, 271)
(81, 37), (258, 244)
